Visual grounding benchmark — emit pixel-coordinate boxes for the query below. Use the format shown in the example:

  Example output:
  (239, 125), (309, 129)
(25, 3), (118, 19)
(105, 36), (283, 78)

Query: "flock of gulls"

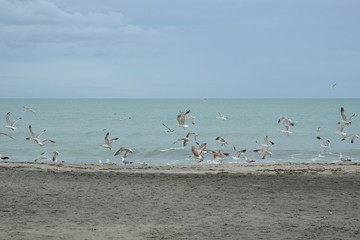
(0, 105), (358, 166)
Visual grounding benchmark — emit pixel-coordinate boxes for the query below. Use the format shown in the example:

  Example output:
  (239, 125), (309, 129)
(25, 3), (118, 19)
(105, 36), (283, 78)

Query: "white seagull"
(4, 112), (21, 131)
(317, 136), (330, 152)
(216, 112), (227, 120)
(281, 123), (294, 136)
(341, 134), (359, 144)
(23, 106), (36, 115)
(215, 136), (228, 146)
(340, 107), (355, 125)
(339, 152), (351, 162)
(26, 125), (56, 147)
(114, 147), (134, 165)
(41, 150), (62, 163)
(232, 147), (247, 160)
(102, 132), (119, 150)
(278, 116), (294, 125)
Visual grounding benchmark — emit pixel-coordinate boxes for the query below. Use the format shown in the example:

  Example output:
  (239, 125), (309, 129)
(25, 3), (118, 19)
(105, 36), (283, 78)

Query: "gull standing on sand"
(4, 112), (21, 131)
(102, 132), (119, 150)
(339, 152), (351, 162)
(41, 150), (62, 163)
(0, 154), (9, 160)
(26, 125), (56, 147)
(340, 107), (355, 125)
(341, 134), (359, 144)
(317, 136), (331, 152)
(0, 131), (15, 140)
(244, 156), (256, 163)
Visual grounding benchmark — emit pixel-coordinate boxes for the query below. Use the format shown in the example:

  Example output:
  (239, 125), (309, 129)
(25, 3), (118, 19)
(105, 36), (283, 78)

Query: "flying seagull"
(4, 112), (21, 131)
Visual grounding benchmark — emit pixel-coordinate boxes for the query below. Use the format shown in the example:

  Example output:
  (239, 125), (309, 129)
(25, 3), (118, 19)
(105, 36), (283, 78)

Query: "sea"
(0, 98), (359, 166)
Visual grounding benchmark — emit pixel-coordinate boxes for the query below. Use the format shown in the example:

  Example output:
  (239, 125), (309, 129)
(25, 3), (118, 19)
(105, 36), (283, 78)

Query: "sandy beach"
(1, 162), (360, 240)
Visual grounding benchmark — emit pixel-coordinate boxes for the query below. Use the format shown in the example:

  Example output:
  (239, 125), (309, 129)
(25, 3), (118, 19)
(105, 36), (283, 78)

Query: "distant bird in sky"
(329, 83), (337, 89)
(4, 112), (21, 131)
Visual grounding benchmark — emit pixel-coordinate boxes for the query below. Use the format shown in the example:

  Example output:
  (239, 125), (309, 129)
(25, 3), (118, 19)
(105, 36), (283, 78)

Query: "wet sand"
(1, 162), (360, 239)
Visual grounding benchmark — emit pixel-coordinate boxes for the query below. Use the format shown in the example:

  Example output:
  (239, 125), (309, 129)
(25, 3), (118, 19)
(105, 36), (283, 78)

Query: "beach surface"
(1, 162), (360, 239)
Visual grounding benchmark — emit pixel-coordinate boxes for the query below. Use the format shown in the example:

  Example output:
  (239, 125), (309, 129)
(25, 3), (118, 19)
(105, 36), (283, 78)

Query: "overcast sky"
(0, 0), (359, 98)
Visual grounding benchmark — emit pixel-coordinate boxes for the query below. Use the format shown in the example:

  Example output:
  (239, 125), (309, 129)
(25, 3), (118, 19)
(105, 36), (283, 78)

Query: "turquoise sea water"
(0, 99), (359, 165)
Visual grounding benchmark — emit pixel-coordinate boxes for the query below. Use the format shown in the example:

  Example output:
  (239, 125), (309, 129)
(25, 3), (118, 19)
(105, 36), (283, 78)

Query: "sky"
(0, 0), (359, 98)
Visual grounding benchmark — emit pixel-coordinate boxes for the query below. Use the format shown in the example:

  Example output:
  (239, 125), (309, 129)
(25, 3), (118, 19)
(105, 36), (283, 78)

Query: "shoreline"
(1, 161), (360, 175)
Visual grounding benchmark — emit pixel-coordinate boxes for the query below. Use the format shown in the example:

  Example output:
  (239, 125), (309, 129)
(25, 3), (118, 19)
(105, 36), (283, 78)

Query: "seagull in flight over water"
(4, 112), (21, 131)
(102, 132), (119, 150)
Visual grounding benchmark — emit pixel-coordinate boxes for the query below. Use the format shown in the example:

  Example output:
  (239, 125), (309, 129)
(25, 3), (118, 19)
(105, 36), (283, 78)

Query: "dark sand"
(1, 162), (360, 239)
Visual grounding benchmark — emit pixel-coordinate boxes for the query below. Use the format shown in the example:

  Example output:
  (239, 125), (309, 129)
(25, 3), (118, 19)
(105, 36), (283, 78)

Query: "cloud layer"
(0, 0), (145, 46)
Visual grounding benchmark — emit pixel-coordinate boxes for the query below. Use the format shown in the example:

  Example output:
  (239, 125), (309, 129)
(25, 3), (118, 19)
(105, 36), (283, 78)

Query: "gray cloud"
(0, 0), (147, 46)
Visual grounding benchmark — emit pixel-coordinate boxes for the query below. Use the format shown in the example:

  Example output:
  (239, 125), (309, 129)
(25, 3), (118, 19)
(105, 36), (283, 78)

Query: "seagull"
(340, 107), (355, 125)
(317, 136), (330, 151)
(329, 83), (337, 89)
(114, 147), (134, 159)
(341, 134), (359, 144)
(26, 125), (56, 147)
(41, 150), (62, 163)
(244, 156), (256, 163)
(336, 122), (349, 137)
(182, 110), (196, 125)
(102, 132), (119, 150)
(339, 152), (351, 162)
(0, 154), (9, 160)
(195, 142), (208, 154)
(281, 123), (294, 136)
(278, 116), (294, 125)
(191, 145), (204, 162)
(162, 123), (175, 132)
(256, 136), (275, 149)
(34, 155), (52, 162)
(232, 147), (246, 160)
(0, 131), (15, 140)
(173, 136), (190, 146)
(176, 113), (189, 129)
(4, 112), (21, 131)
(211, 150), (229, 163)
(23, 106), (36, 115)
(215, 136), (228, 146)
(216, 112), (227, 120)
(253, 148), (272, 159)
